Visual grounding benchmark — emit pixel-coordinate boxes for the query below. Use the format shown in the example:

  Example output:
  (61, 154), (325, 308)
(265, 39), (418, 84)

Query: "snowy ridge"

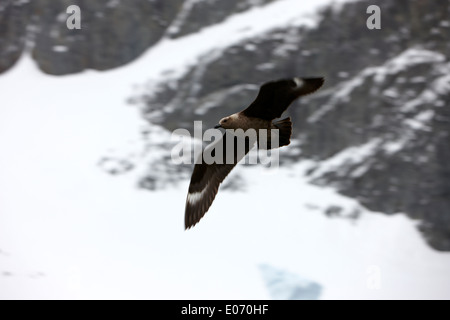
(309, 48), (446, 123)
(129, 0), (347, 106)
(309, 138), (382, 180)
(103, 0), (352, 176)
(304, 48), (449, 182)
(165, 0), (203, 37)
(373, 49), (445, 84)
(194, 84), (259, 115)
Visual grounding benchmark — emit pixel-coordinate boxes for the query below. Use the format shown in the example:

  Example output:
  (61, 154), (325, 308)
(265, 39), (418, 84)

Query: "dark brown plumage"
(242, 77), (324, 120)
(185, 77), (324, 229)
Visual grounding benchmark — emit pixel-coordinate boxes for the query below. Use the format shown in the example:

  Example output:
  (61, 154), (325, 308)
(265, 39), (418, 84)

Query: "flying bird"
(184, 77), (324, 229)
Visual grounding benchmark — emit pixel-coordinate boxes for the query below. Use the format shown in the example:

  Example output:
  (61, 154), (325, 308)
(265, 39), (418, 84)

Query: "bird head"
(215, 115), (238, 129)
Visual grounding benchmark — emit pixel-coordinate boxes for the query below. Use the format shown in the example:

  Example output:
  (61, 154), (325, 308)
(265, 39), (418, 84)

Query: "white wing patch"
(293, 77), (304, 88)
(187, 184), (209, 204)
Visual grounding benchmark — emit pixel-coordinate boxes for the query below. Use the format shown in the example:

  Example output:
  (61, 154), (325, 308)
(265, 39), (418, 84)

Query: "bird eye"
(223, 119), (227, 122)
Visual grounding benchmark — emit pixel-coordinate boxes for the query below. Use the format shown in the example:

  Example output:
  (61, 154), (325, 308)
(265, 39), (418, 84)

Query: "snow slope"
(1, 0), (450, 300)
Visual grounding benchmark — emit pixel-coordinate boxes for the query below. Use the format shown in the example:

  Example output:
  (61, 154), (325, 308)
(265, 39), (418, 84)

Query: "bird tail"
(272, 117), (292, 148)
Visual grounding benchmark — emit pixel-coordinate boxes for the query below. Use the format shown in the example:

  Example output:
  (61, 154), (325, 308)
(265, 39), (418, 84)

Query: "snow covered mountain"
(124, 0), (450, 251)
(1, 0), (450, 300)
(0, 0), (278, 74)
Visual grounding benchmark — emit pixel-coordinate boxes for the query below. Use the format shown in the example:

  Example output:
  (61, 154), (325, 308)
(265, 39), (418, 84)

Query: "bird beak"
(214, 124), (222, 129)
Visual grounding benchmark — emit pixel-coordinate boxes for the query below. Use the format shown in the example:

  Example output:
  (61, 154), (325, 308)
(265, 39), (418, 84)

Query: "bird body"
(217, 112), (270, 131)
(184, 77), (324, 229)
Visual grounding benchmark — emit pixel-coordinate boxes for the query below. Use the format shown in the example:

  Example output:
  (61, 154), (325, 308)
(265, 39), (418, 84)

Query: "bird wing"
(185, 131), (254, 229)
(241, 77), (324, 120)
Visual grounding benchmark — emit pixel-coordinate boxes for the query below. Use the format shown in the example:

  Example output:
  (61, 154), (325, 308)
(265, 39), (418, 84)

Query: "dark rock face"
(134, 0), (450, 251)
(0, 1), (30, 74)
(30, 0), (185, 75)
(304, 49), (450, 251)
(0, 0), (277, 75)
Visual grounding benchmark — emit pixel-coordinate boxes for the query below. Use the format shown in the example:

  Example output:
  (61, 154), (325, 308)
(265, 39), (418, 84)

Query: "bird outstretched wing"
(241, 77), (324, 120)
(185, 131), (254, 229)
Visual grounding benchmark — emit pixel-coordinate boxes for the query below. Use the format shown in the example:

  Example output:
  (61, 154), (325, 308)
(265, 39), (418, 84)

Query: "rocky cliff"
(1, 0), (449, 251)
(130, 0), (450, 251)
(0, 0), (276, 75)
